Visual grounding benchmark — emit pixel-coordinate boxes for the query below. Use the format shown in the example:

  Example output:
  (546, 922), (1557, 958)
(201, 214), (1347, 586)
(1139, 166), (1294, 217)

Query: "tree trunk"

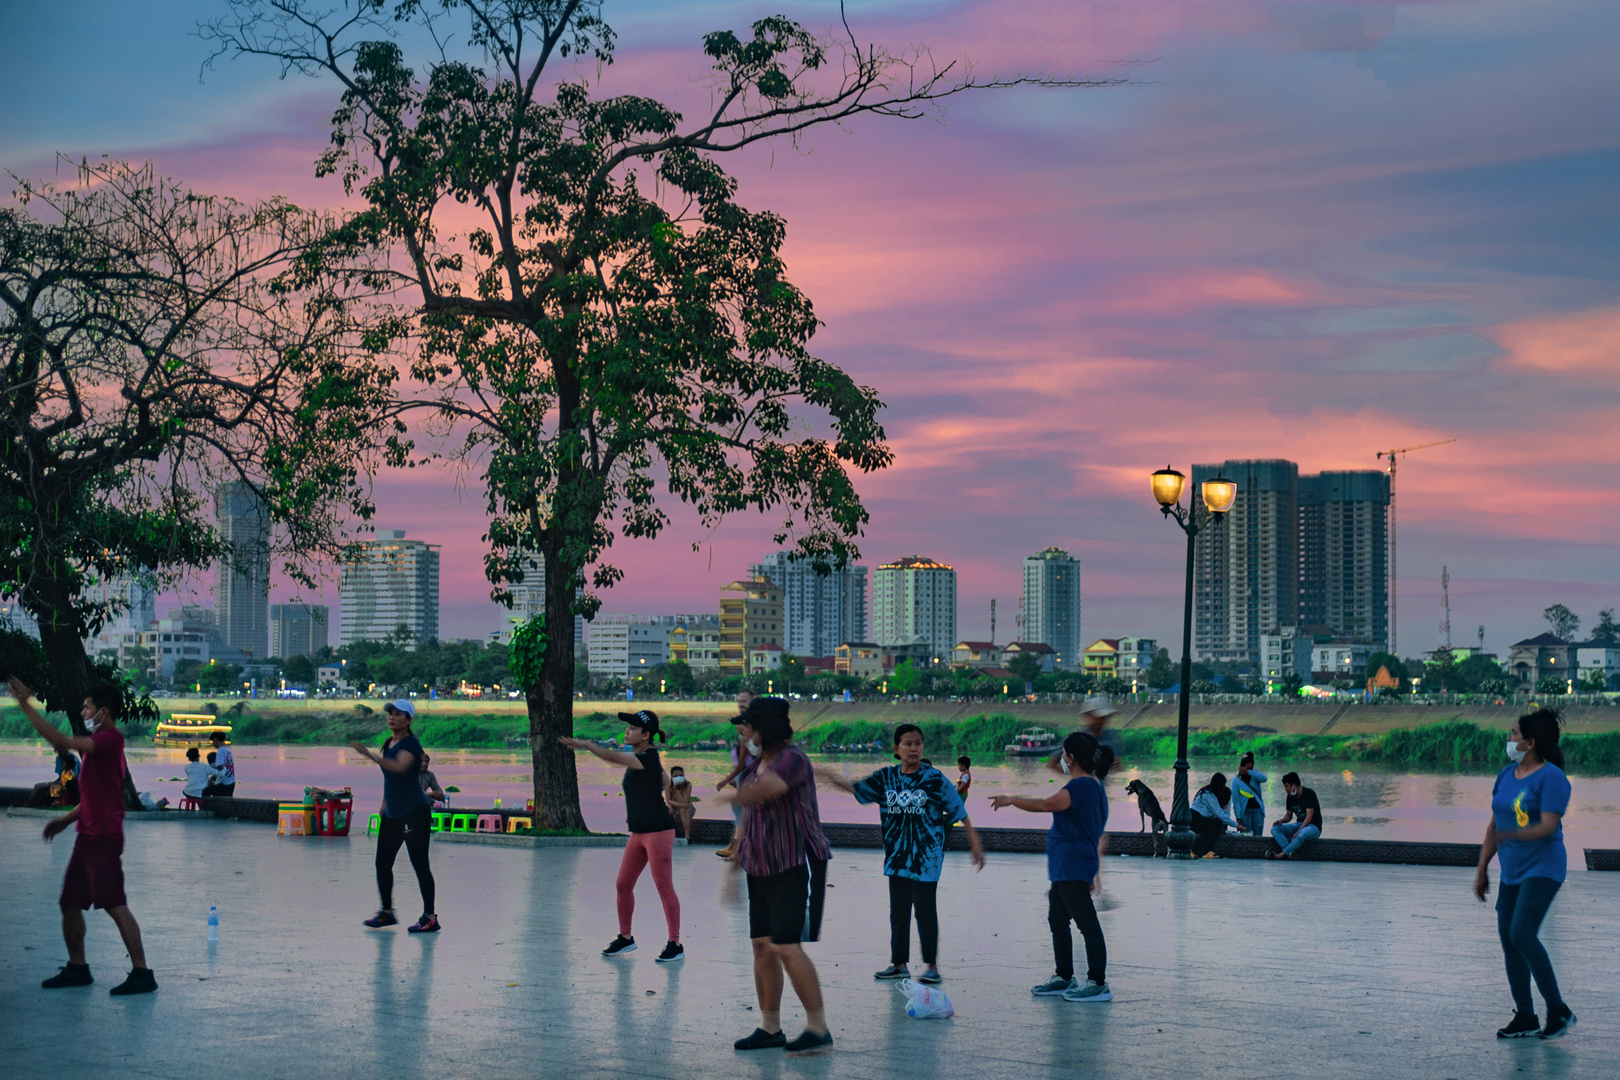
(529, 542), (587, 831)
(32, 575), (92, 738)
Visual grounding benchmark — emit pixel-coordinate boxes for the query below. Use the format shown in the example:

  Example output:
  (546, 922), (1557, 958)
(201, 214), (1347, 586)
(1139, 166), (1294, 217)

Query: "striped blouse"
(736, 744), (830, 877)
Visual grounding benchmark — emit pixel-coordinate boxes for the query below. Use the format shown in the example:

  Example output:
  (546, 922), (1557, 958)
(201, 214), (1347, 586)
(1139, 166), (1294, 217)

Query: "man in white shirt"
(182, 747), (222, 798)
(203, 732), (236, 796)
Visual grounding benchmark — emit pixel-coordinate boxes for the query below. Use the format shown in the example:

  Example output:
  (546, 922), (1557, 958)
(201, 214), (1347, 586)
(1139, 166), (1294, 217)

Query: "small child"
(956, 756), (973, 799)
(183, 747), (222, 798)
(665, 765), (696, 845)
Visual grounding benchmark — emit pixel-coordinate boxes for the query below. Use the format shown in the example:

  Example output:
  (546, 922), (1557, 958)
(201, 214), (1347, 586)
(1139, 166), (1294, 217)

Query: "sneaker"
(1540, 1006), (1577, 1039)
(1032, 974), (1078, 997)
(734, 1027), (787, 1050)
(602, 934), (637, 957)
(916, 966), (943, 985)
(109, 968), (158, 996)
(1496, 1012), (1540, 1038)
(407, 914), (440, 934)
(784, 1029), (834, 1052)
(677, 837), (690, 846)
(656, 941), (684, 963)
(1062, 979), (1112, 1003)
(42, 963), (93, 989)
(363, 909), (399, 928)
(874, 963), (909, 980)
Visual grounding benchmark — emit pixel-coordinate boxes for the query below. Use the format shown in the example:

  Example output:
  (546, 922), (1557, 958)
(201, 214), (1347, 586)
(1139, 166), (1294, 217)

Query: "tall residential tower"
(1022, 547), (1081, 670)
(748, 551), (868, 659)
(338, 530), (441, 648)
(214, 482), (271, 658)
(872, 556), (956, 660)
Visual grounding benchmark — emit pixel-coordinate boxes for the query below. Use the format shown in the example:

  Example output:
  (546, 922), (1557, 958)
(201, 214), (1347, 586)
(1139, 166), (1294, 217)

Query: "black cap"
(618, 710), (660, 732)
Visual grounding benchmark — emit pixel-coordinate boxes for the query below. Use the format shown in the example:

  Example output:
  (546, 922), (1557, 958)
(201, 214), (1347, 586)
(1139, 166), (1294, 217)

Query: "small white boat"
(1004, 728), (1060, 756)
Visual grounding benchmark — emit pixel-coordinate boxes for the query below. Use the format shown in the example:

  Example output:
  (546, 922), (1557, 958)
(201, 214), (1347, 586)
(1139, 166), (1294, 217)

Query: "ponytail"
(1519, 708), (1565, 768)
(1062, 730), (1115, 778)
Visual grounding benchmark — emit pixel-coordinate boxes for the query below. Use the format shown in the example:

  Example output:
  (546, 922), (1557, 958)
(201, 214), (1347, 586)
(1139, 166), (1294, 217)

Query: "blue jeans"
(1271, 821), (1319, 855)
(1497, 877), (1565, 1016)
(1238, 805), (1265, 838)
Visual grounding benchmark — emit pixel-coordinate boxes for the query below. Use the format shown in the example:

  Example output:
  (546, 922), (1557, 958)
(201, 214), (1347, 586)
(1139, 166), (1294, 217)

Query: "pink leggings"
(617, 829), (680, 941)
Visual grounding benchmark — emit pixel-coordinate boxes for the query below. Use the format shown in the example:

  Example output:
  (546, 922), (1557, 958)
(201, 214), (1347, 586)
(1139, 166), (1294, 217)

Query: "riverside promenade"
(1, 814), (1615, 1080)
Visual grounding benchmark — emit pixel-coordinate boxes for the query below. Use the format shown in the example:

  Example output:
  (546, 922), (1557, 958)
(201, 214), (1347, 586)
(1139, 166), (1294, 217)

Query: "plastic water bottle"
(207, 906), (218, 943)
(494, 796), (501, 809)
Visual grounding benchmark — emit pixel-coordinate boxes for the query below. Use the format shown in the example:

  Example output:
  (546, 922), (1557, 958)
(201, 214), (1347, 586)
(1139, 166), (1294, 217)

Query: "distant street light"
(1151, 466), (1234, 859)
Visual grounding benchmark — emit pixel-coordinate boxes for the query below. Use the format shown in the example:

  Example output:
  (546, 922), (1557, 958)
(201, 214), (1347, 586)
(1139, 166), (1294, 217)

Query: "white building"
(1022, 547), (1081, 670)
(1575, 642), (1620, 689)
(339, 530), (441, 648)
(1260, 627), (1313, 684)
(1115, 635), (1159, 684)
(873, 556), (956, 661)
(0, 601), (39, 638)
(669, 620), (722, 670)
(487, 551), (585, 656)
(1311, 639), (1371, 683)
(588, 614), (712, 680)
(748, 551), (868, 659)
(215, 482), (271, 659)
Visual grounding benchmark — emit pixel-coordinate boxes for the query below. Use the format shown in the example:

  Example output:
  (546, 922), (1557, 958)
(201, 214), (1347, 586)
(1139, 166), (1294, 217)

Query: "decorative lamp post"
(1151, 466), (1235, 859)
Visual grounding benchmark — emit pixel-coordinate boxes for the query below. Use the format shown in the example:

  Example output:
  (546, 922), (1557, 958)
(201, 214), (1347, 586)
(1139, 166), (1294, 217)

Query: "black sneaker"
(407, 914), (440, 934)
(363, 909), (399, 928)
(42, 963), (93, 989)
(656, 941), (684, 963)
(1496, 1012), (1540, 1038)
(784, 1029), (834, 1053)
(602, 934), (637, 957)
(1541, 1006), (1577, 1039)
(109, 968), (158, 996)
(874, 963), (908, 980)
(734, 1027), (787, 1050)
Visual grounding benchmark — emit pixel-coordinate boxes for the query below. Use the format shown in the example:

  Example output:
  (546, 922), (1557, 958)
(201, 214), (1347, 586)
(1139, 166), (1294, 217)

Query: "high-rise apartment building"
(1298, 471), (1390, 649)
(214, 482), (271, 658)
(339, 530), (441, 648)
(872, 556), (956, 661)
(1022, 547), (1081, 670)
(270, 604), (330, 659)
(719, 576), (784, 673)
(587, 614), (713, 680)
(1193, 460), (1389, 667)
(491, 551), (585, 656)
(748, 551), (867, 659)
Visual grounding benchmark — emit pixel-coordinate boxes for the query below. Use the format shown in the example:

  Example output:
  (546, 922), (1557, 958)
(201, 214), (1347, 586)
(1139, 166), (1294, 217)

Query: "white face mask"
(1506, 739), (1527, 764)
(1060, 757), (1071, 775)
(672, 775), (688, 786)
(745, 738), (761, 757)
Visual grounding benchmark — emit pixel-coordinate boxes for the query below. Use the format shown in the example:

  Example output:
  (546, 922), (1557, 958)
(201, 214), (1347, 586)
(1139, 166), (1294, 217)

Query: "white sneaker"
(1032, 975), (1078, 997)
(1062, 979), (1112, 1003)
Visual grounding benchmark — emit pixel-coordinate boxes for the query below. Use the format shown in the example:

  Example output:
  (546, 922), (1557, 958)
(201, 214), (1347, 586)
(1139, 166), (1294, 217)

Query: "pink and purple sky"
(5, 1), (1619, 655)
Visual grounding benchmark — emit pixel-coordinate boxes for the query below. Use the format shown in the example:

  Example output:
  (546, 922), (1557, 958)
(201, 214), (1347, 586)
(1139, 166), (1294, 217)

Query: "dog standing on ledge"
(1125, 778), (1169, 857)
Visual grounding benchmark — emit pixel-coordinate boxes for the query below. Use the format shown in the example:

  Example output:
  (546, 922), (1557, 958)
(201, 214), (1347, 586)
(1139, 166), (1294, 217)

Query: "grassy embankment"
(5, 703), (1619, 773)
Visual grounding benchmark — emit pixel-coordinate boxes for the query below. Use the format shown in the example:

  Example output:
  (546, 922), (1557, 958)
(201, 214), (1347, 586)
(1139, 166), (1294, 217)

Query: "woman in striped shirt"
(729, 696), (834, 1054)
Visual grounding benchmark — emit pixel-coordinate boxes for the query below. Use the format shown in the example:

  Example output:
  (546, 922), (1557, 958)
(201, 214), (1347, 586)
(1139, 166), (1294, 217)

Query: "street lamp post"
(1151, 466), (1236, 860)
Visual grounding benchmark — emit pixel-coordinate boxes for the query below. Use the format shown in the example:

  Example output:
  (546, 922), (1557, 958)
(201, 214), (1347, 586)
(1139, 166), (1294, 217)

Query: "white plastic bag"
(897, 978), (955, 1019)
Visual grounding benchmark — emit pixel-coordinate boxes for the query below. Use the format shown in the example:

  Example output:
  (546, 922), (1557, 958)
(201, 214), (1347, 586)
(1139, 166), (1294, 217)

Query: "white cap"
(1081, 694), (1117, 718)
(387, 698), (416, 718)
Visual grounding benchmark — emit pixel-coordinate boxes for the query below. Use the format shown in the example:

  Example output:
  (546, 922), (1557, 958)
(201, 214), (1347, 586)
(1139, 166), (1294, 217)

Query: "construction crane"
(1377, 438), (1457, 654)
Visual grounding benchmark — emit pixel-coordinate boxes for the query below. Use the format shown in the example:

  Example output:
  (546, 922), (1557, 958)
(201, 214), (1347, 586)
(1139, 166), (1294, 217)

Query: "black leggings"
(889, 877), (939, 965)
(376, 805), (435, 915)
(1190, 811), (1226, 857)
(1049, 880), (1106, 985)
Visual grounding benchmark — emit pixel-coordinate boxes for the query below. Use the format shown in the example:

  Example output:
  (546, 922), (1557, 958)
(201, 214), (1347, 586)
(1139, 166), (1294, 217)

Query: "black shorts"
(747, 865), (809, 945)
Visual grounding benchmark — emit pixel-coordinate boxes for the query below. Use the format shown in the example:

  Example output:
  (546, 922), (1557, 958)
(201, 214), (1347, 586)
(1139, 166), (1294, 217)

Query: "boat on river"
(1004, 728), (1060, 756)
(153, 713), (231, 747)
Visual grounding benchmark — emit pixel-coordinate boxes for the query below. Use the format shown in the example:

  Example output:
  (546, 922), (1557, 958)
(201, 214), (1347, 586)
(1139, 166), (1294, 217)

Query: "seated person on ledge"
(182, 747), (223, 800)
(1190, 772), (1245, 858)
(1269, 772), (1322, 859)
(27, 749), (81, 807)
(419, 752), (447, 806)
(202, 731), (236, 797)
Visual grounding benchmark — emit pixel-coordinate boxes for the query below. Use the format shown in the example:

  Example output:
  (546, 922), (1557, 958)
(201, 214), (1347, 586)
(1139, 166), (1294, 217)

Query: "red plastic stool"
(180, 796), (203, 811)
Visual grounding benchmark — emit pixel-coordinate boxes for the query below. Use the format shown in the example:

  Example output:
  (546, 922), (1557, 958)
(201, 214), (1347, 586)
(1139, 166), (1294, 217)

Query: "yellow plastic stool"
(505, 816), (533, 833)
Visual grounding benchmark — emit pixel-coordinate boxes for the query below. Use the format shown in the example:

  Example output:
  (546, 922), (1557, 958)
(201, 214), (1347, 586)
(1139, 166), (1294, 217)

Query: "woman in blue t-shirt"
(990, 730), (1115, 1004)
(1472, 708), (1574, 1040)
(349, 699), (438, 933)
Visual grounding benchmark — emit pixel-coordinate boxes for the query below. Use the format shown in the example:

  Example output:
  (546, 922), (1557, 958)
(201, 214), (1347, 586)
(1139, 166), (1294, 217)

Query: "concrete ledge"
(6, 807), (214, 821)
(431, 830), (627, 848)
(1586, 848), (1620, 871)
(198, 797), (281, 823)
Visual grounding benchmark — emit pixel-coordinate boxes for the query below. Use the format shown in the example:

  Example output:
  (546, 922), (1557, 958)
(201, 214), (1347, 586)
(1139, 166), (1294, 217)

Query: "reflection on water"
(2, 743), (1616, 867)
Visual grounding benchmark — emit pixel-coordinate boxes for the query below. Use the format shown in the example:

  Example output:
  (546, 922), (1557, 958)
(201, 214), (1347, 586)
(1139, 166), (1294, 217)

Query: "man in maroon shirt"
(10, 677), (157, 995)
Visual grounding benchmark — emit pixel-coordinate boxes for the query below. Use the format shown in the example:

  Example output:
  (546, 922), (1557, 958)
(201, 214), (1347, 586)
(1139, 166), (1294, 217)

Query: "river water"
(4, 743), (1616, 867)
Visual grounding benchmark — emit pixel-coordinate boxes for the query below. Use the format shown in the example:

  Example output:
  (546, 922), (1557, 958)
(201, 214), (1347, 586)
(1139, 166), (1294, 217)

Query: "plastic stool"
(278, 810), (307, 836)
(476, 814), (504, 833)
(505, 816), (533, 833)
(179, 797), (203, 811)
(431, 811), (451, 833)
(367, 814), (382, 836)
(450, 813), (475, 833)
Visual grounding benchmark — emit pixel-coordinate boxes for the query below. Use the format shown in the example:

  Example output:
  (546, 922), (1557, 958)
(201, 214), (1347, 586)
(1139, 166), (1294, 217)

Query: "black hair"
(627, 712), (667, 744)
(1281, 771), (1301, 787)
(1518, 708), (1565, 768)
(893, 723), (924, 758)
(210, 729), (227, 743)
(86, 683), (123, 723)
(1061, 730), (1116, 778)
(207, 751), (217, 764)
(1198, 772), (1231, 805)
(186, 747), (200, 761)
(1240, 752), (1255, 767)
(958, 756), (972, 768)
(669, 764), (684, 773)
(739, 697), (793, 751)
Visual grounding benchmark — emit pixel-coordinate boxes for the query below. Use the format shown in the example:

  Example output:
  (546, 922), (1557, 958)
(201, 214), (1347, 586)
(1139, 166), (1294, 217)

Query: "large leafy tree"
(206, 0), (1101, 828)
(1, 160), (397, 733)
(1543, 603), (1579, 642)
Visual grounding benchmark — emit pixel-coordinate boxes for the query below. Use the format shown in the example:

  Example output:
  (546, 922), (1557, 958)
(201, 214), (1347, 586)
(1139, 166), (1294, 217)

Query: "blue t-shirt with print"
(1048, 776), (1108, 883)
(1491, 762), (1570, 885)
(851, 764), (968, 881)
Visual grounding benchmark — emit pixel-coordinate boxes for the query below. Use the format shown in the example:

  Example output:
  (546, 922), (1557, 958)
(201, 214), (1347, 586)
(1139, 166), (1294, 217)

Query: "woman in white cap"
(349, 699), (438, 933)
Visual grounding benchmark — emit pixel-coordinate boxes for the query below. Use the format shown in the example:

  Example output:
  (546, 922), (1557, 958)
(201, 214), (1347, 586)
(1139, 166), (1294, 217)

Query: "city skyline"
(11, 1), (1618, 657)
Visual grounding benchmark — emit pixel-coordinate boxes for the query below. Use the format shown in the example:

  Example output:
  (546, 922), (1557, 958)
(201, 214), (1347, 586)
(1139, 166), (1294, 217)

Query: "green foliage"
(1543, 603), (1579, 642)
(1006, 651), (1044, 685)
(662, 660), (696, 695)
(284, 654), (317, 684)
(1536, 674), (1569, 695)
(1591, 608), (1619, 645)
(887, 659), (925, 696)
(1146, 648), (1176, 690)
(507, 615), (548, 694)
(198, 663), (244, 693)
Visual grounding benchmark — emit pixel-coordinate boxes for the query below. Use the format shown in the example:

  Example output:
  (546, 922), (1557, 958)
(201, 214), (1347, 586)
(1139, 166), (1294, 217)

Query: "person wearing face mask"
(665, 765), (697, 845)
(1267, 773), (1322, 859)
(350, 699), (439, 934)
(1474, 709), (1576, 1040)
(1231, 753), (1267, 839)
(562, 711), (684, 962)
(715, 689), (757, 860)
(11, 677), (157, 995)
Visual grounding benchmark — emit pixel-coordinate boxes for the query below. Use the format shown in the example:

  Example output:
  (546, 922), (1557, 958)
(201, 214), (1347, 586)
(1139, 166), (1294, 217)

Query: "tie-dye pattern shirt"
(851, 764), (968, 881)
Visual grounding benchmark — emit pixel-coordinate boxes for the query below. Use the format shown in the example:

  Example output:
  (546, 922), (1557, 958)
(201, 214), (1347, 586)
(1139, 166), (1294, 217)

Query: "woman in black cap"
(561, 711), (684, 962)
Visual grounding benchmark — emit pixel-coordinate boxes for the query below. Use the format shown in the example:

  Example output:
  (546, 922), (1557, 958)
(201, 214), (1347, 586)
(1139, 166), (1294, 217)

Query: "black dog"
(1125, 779), (1169, 856)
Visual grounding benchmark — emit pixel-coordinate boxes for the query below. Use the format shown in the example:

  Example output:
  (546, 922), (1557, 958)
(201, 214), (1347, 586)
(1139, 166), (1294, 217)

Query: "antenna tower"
(990, 598), (997, 646)
(1439, 566), (1451, 650)
(1478, 625), (1485, 652)
(1376, 438), (1457, 654)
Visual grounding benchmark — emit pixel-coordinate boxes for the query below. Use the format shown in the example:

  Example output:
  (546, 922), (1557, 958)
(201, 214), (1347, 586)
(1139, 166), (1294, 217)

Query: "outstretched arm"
(9, 679), (94, 756)
(990, 790), (1072, 814)
(558, 736), (644, 769)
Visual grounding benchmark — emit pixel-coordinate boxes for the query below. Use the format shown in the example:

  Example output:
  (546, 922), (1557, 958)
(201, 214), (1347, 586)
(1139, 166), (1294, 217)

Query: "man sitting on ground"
(203, 731), (236, 797)
(1268, 772), (1323, 860)
(182, 747), (222, 800)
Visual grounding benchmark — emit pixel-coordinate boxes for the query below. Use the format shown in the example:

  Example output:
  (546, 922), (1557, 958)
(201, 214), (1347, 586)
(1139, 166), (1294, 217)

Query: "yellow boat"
(153, 714), (232, 747)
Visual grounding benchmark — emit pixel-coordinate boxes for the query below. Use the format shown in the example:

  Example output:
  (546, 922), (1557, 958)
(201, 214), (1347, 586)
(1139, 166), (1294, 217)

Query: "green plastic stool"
(450, 813), (475, 833)
(431, 812), (452, 833)
(367, 814), (381, 836)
